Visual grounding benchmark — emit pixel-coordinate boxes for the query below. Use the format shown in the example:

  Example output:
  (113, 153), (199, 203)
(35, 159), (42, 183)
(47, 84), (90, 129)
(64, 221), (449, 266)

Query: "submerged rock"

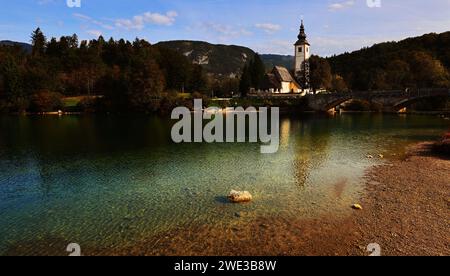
(228, 190), (252, 203)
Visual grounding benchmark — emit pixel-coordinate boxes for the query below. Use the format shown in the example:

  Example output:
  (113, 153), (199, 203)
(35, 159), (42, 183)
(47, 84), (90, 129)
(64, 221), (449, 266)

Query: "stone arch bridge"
(307, 89), (450, 112)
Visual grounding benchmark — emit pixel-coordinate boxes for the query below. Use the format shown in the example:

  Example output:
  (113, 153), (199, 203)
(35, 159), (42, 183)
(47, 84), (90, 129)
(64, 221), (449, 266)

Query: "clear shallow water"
(0, 114), (448, 255)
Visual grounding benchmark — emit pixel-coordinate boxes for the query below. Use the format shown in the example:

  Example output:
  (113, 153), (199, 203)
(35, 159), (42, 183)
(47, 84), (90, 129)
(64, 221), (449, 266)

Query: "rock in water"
(228, 190), (252, 203)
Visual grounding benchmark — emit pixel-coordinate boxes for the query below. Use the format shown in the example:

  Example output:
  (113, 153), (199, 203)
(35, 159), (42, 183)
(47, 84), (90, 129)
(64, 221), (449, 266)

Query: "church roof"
(273, 66), (296, 82)
(295, 20), (310, 46)
(262, 66), (301, 91)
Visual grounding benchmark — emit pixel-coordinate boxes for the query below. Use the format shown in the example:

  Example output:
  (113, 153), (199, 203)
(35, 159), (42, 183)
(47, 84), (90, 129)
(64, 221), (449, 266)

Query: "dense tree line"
(327, 32), (450, 91)
(0, 28), (210, 113)
(308, 55), (345, 93)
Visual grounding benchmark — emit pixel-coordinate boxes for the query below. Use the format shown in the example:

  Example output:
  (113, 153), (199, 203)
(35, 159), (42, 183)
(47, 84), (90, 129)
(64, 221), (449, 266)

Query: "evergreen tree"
(31, 28), (46, 57)
(189, 65), (208, 94)
(0, 55), (26, 111)
(155, 46), (191, 92)
(239, 64), (251, 96)
(250, 53), (265, 89)
(129, 59), (165, 109)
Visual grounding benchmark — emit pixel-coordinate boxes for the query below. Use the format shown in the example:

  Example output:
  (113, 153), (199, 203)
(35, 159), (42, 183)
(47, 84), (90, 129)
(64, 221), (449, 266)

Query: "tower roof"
(295, 20), (310, 46)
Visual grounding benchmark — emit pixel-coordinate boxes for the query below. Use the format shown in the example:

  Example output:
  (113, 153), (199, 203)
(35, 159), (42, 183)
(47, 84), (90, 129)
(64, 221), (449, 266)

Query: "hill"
(327, 31), (450, 90)
(0, 40), (32, 53)
(260, 54), (294, 70)
(155, 40), (255, 77)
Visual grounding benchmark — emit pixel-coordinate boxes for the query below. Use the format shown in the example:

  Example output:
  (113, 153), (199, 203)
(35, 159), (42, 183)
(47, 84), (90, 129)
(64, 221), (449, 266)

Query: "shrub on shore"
(76, 97), (101, 113)
(29, 90), (63, 112)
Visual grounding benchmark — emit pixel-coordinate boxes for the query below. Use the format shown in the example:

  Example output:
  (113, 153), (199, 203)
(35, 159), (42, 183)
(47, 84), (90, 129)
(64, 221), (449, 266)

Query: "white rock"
(228, 190), (252, 203)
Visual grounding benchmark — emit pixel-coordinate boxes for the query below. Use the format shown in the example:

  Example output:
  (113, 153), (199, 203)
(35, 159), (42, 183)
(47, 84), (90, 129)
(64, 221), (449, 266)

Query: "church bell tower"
(294, 20), (310, 90)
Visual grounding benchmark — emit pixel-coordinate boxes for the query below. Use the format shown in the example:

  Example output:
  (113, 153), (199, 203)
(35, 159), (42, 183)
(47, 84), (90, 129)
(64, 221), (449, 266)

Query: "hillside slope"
(327, 31), (450, 90)
(155, 40), (255, 77)
(0, 40), (32, 53)
(260, 54), (294, 70)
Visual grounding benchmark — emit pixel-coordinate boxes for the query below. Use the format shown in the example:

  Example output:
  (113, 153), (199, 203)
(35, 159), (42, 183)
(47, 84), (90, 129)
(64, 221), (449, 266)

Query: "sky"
(0, 0), (450, 56)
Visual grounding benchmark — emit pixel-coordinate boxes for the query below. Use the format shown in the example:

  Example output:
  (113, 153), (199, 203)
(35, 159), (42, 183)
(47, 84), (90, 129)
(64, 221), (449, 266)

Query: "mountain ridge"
(155, 40), (255, 77)
(0, 40), (32, 53)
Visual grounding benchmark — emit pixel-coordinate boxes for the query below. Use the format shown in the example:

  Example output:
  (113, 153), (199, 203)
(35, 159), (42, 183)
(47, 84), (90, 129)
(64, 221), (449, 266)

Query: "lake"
(0, 113), (448, 255)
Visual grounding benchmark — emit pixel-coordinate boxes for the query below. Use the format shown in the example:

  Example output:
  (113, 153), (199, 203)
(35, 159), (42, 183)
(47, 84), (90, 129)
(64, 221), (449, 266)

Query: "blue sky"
(1, 0), (450, 56)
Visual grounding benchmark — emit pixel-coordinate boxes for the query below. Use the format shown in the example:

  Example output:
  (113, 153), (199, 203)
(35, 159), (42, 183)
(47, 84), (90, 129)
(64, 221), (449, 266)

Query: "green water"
(0, 113), (448, 255)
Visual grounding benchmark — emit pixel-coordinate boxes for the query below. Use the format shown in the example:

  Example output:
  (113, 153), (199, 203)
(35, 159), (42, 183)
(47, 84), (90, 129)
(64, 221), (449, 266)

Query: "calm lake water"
(0, 113), (448, 255)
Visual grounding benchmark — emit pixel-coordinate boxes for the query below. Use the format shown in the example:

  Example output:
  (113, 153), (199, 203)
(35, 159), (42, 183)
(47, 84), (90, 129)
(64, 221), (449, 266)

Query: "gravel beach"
(114, 142), (450, 256)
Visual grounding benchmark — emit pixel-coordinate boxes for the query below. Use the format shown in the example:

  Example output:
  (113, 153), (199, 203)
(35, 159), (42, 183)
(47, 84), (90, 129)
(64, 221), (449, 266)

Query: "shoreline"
(348, 142), (450, 256)
(2, 110), (450, 117)
(113, 142), (450, 256)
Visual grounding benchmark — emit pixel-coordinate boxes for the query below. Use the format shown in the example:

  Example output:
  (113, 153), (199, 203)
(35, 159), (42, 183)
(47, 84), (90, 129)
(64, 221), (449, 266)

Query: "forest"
(0, 28), (215, 113)
(313, 32), (450, 93)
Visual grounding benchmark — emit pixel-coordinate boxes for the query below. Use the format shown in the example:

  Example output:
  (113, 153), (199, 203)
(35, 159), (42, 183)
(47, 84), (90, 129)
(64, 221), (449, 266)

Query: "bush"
(192, 92), (209, 106)
(77, 97), (100, 113)
(159, 93), (187, 115)
(30, 90), (63, 112)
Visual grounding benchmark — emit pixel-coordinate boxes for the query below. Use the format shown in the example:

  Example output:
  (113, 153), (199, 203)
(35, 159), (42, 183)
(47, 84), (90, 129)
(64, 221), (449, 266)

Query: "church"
(261, 20), (311, 94)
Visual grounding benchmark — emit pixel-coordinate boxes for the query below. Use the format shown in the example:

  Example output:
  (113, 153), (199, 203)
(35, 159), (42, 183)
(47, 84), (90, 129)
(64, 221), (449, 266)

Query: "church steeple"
(294, 19), (311, 91)
(295, 20), (309, 46)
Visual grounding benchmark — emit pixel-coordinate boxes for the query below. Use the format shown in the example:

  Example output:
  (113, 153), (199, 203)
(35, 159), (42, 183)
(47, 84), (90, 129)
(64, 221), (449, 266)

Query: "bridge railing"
(247, 88), (450, 100)
(349, 88), (450, 98)
(409, 88), (450, 98)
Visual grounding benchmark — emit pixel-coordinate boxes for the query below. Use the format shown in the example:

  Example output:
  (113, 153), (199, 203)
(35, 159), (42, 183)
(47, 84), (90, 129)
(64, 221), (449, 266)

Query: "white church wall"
(281, 82), (291, 93)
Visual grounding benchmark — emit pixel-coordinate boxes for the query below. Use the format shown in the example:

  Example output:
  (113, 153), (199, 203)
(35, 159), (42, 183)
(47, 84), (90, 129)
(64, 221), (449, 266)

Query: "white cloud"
(37, 0), (56, 5)
(73, 13), (91, 21)
(86, 30), (102, 38)
(255, 23), (281, 34)
(253, 40), (293, 55)
(311, 35), (395, 56)
(328, 0), (355, 11)
(115, 11), (178, 30)
(197, 22), (252, 39)
(74, 11), (177, 32)
(73, 13), (114, 30)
